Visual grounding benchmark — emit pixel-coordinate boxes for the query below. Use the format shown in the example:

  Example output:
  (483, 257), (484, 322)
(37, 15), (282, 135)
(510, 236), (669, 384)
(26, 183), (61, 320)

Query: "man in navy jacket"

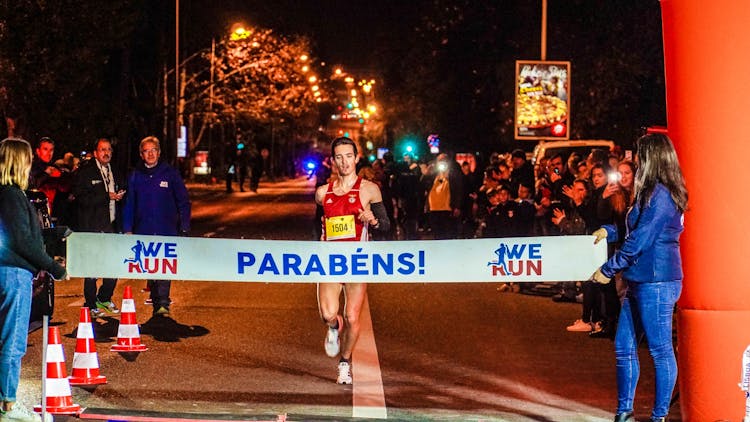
(122, 136), (190, 317)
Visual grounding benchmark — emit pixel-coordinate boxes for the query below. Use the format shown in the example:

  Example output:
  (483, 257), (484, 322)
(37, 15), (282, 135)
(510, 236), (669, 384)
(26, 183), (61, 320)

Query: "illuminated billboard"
(515, 60), (570, 140)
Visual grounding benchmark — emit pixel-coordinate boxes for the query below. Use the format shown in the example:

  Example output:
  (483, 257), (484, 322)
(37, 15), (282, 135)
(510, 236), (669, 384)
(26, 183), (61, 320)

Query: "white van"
(531, 139), (614, 166)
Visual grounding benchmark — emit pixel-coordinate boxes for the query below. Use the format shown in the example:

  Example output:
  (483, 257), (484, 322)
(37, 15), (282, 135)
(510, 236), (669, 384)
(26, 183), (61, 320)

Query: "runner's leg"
(317, 283), (343, 326)
(340, 283), (367, 360)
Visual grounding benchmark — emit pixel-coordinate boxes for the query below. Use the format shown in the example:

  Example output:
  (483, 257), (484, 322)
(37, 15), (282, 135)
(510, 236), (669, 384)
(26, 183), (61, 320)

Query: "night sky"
(181, 0), (423, 69)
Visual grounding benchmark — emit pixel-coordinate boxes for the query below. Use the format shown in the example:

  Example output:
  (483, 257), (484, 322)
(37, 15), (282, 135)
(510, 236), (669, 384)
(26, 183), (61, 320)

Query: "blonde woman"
(0, 138), (66, 422)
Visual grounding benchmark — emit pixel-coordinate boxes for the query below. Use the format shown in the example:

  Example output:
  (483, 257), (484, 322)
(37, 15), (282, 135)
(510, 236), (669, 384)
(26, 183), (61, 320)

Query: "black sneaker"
(551, 294), (576, 303)
(589, 326), (614, 339)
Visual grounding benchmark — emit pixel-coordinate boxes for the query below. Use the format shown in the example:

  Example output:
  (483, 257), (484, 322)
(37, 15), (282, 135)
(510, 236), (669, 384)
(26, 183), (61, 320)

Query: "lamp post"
(175, 0), (181, 164)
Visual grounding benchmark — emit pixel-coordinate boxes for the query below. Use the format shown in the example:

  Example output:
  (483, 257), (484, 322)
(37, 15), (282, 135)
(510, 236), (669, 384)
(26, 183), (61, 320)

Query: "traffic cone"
(111, 285), (148, 352)
(35, 326), (81, 414)
(69, 307), (107, 385)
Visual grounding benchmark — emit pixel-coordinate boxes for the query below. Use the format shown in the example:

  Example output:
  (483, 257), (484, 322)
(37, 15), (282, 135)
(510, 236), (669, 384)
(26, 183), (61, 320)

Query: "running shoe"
(96, 300), (120, 314)
(566, 319), (592, 332)
(324, 314), (343, 357)
(0, 404), (52, 422)
(337, 361), (352, 385)
(154, 306), (170, 317)
(90, 308), (106, 319)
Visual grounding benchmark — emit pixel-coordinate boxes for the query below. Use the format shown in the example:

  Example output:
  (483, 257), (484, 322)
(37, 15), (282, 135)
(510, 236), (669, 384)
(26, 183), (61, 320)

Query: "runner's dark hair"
(331, 137), (357, 155)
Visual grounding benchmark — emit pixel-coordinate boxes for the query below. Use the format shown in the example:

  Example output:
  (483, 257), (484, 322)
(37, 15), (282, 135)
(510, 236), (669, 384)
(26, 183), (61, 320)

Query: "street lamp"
(171, 13), (250, 168)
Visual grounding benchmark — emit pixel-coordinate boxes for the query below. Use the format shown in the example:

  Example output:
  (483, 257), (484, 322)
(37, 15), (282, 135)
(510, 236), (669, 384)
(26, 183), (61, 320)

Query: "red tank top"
(322, 177), (366, 241)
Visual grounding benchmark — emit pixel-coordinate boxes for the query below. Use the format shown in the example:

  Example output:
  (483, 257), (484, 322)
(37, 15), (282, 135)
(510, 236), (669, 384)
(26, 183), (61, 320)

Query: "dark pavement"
(19, 177), (681, 421)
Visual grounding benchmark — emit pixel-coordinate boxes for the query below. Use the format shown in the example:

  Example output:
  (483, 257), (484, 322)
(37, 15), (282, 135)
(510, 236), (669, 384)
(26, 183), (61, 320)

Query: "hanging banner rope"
(66, 233), (607, 283)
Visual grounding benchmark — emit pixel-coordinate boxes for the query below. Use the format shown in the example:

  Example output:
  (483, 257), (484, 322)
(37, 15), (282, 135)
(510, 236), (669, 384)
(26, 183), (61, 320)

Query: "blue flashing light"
(305, 161), (317, 170)
(344, 132), (350, 138)
(369, 154), (376, 162)
(406, 145), (413, 153)
(347, 103), (354, 109)
(358, 118), (365, 124)
(236, 143), (245, 150)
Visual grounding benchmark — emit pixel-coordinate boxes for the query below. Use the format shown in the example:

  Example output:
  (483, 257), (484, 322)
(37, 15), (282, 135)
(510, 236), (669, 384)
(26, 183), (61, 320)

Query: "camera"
(608, 172), (621, 184)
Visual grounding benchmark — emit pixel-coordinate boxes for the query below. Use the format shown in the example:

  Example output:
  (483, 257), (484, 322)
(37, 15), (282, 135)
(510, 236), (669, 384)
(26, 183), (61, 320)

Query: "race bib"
(325, 215), (356, 240)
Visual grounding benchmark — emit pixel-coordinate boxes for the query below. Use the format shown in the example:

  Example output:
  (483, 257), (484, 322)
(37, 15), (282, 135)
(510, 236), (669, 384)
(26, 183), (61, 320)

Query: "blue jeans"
(0, 266), (33, 402)
(615, 280), (681, 418)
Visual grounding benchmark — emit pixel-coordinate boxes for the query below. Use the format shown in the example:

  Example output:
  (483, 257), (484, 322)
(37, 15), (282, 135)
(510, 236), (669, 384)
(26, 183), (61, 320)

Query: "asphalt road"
(18, 176), (680, 421)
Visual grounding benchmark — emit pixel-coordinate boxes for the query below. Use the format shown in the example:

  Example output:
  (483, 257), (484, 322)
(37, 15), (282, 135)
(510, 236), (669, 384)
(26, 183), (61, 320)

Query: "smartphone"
(607, 172), (621, 184)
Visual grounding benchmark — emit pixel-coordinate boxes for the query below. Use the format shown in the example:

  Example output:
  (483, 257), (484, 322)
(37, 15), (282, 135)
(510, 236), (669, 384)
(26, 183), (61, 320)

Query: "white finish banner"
(66, 233), (607, 283)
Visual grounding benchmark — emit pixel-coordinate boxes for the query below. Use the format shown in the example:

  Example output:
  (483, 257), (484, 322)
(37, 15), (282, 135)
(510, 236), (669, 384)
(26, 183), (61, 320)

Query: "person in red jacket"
(314, 137), (390, 385)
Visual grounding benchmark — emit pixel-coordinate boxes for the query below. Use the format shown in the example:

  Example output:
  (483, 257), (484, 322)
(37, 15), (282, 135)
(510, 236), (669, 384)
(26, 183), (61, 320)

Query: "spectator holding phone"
(72, 138), (126, 318)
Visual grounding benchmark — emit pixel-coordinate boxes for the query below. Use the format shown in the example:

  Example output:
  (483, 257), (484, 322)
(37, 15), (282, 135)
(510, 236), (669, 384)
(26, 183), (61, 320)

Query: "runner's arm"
(370, 201), (391, 232)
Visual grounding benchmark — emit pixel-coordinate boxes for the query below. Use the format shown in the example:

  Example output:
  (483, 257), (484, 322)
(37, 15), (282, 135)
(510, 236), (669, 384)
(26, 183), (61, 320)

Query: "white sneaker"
(566, 319), (593, 332)
(1, 404), (52, 422)
(324, 315), (343, 357)
(337, 361), (352, 385)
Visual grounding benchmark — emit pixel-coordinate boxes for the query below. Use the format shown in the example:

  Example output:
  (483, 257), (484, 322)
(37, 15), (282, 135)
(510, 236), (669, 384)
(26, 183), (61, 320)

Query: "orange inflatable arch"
(661, 1), (750, 420)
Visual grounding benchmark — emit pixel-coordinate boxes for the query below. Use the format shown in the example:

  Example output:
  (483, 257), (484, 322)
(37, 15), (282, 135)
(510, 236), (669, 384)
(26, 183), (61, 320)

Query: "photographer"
(29, 137), (73, 225)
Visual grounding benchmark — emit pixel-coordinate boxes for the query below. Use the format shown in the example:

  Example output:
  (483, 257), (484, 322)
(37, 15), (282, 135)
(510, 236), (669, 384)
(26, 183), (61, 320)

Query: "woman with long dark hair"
(591, 133), (688, 422)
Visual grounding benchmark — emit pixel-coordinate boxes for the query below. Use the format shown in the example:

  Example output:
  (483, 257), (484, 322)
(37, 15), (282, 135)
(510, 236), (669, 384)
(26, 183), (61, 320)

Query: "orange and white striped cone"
(69, 307), (107, 385)
(34, 326), (81, 414)
(111, 285), (148, 352)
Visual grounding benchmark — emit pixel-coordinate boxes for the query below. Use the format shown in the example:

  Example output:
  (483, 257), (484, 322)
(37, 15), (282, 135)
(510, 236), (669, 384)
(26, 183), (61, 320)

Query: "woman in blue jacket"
(591, 133), (688, 422)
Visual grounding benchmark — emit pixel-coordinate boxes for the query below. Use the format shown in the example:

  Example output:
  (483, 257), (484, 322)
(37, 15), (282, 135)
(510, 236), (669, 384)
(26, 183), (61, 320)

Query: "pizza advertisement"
(514, 60), (571, 140)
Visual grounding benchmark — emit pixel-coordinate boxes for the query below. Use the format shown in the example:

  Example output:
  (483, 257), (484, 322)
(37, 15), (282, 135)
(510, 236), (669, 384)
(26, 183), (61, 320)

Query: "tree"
(180, 26), (320, 157)
(0, 0), (144, 152)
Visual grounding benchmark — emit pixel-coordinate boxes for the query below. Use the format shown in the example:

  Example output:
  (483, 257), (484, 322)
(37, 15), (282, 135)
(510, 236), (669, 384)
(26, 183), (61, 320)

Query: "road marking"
(351, 295), (387, 419)
(68, 298), (84, 307)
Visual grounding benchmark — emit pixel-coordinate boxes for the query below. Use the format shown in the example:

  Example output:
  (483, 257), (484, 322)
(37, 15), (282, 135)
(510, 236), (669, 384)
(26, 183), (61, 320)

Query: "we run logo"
(487, 242), (542, 277)
(123, 240), (178, 274)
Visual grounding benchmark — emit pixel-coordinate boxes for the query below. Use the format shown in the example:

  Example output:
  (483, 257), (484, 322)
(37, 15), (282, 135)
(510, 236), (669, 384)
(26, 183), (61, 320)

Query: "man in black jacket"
(72, 138), (126, 318)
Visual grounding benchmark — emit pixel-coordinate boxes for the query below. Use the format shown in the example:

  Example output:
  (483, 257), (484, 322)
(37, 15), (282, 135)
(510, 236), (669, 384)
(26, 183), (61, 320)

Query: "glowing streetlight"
(300, 54), (308, 61)
(308, 75), (317, 83)
(335, 68), (343, 75)
(230, 24), (251, 41)
(301, 65), (309, 73)
(311, 85), (319, 91)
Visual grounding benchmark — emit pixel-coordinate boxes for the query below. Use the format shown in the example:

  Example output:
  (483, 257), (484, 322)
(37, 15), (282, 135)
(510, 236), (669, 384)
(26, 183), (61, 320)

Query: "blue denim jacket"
(600, 183), (683, 282)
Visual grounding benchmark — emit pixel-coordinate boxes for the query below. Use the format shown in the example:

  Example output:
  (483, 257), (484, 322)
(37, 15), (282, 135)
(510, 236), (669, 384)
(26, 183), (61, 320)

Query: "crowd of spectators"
(349, 145), (633, 339)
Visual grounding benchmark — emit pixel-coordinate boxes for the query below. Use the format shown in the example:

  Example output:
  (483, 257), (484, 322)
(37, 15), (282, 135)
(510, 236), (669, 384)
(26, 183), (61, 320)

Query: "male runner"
(315, 137), (390, 384)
